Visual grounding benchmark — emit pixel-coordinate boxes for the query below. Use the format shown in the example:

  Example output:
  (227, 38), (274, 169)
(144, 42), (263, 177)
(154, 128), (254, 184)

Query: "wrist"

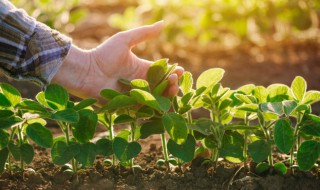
(52, 45), (91, 97)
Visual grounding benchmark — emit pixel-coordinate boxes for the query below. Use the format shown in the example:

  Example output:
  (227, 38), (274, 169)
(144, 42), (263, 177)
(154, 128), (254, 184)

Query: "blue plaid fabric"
(0, 0), (71, 86)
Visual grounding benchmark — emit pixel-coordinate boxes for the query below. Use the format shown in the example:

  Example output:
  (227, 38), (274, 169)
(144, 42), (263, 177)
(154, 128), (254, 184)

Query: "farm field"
(1, 1), (320, 190)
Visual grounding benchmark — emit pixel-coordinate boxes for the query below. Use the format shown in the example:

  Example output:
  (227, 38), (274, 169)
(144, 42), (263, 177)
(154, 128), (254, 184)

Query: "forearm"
(0, 0), (71, 87)
(52, 45), (91, 97)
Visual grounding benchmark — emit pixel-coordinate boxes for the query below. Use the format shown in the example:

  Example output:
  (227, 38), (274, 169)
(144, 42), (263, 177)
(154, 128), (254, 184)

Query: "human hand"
(52, 21), (184, 102)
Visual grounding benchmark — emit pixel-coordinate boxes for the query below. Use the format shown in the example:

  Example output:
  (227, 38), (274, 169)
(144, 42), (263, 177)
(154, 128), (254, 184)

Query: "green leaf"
(282, 100), (298, 116)
(136, 107), (154, 119)
(26, 123), (53, 148)
(113, 137), (141, 162)
(0, 110), (14, 120)
(291, 76), (306, 102)
(0, 148), (9, 173)
(211, 83), (221, 97)
(0, 93), (11, 108)
(220, 143), (244, 163)
(140, 119), (164, 139)
(147, 59), (168, 88)
(237, 84), (255, 95)
(114, 114), (135, 124)
(95, 138), (113, 156)
(8, 141), (20, 160)
(0, 83), (21, 106)
(255, 162), (269, 174)
(130, 89), (160, 111)
(17, 100), (48, 114)
(100, 95), (137, 111)
(8, 142), (34, 164)
(45, 84), (69, 110)
(180, 92), (194, 107)
(100, 89), (122, 100)
(116, 129), (130, 141)
(297, 140), (320, 171)
(51, 108), (79, 123)
(153, 80), (169, 95)
(131, 79), (150, 92)
(154, 95), (171, 112)
(167, 134), (196, 162)
(295, 104), (310, 112)
(36, 92), (50, 108)
(302, 90), (320, 105)
(260, 102), (283, 116)
(0, 116), (23, 129)
(51, 141), (80, 165)
(274, 119), (294, 154)
(274, 162), (287, 175)
(20, 143), (34, 164)
(162, 113), (188, 144)
(253, 86), (267, 103)
(248, 140), (271, 163)
(187, 118), (212, 135)
(179, 71), (193, 95)
(196, 68), (225, 89)
(300, 114), (320, 137)
(73, 98), (97, 111)
(267, 84), (289, 102)
(219, 99), (232, 111)
(72, 109), (97, 143)
(75, 142), (96, 166)
(234, 93), (252, 104)
(0, 129), (9, 149)
(237, 104), (258, 112)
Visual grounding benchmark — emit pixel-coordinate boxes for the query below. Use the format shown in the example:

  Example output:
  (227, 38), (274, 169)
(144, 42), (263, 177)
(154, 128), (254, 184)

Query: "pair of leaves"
(260, 100), (298, 116)
(52, 138), (112, 166)
(8, 141), (34, 164)
(113, 137), (141, 162)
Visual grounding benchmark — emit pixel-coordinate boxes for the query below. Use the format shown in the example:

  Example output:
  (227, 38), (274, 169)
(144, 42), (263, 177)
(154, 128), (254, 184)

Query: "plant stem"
(108, 114), (116, 166)
(8, 128), (16, 170)
(243, 132), (248, 171)
(290, 113), (301, 167)
(212, 148), (219, 169)
(64, 123), (77, 173)
(243, 115), (249, 171)
(161, 133), (170, 171)
(17, 124), (24, 170)
(129, 121), (137, 169)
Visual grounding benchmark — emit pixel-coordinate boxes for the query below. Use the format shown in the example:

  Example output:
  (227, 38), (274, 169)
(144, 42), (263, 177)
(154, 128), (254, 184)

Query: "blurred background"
(2, 0), (320, 111)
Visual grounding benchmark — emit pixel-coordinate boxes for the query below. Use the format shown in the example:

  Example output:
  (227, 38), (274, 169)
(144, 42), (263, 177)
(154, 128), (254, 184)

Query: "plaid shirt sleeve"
(0, 0), (71, 87)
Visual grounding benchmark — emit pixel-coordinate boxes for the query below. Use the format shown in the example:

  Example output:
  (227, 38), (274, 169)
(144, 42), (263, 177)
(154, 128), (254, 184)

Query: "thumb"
(119, 21), (164, 48)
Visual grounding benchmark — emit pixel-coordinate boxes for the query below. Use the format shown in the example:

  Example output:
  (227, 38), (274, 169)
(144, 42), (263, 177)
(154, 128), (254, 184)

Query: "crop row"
(1, 59), (320, 175)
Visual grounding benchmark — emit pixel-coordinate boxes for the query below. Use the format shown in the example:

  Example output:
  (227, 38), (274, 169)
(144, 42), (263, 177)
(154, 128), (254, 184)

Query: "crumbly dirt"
(1, 134), (320, 190)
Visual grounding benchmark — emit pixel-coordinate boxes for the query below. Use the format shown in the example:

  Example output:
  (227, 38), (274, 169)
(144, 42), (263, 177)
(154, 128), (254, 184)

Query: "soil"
(1, 134), (320, 190)
(1, 1), (320, 190)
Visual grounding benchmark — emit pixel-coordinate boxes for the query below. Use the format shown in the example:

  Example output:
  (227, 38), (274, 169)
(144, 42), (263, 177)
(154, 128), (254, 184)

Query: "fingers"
(118, 21), (164, 48)
(172, 66), (184, 78)
(165, 73), (180, 97)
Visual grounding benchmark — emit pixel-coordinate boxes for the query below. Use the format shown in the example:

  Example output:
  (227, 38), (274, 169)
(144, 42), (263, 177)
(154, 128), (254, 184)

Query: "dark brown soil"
(1, 134), (320, 190)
